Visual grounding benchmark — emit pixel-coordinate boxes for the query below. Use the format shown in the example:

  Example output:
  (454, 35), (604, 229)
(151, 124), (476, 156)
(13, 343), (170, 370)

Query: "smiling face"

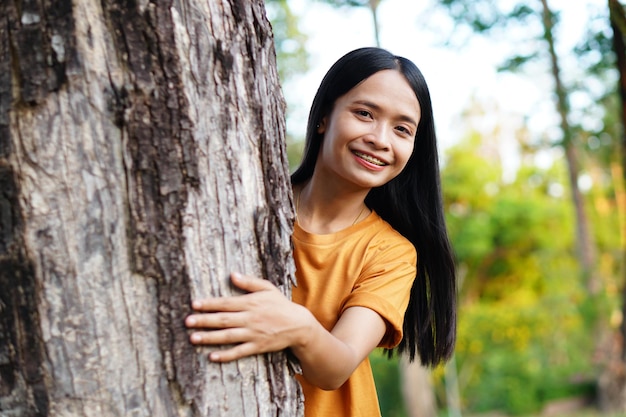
(315, 69), (421, 191)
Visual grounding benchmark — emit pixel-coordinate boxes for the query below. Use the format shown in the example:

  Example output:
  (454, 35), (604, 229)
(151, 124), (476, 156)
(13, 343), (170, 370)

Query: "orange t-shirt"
(291, 211), (417, 417)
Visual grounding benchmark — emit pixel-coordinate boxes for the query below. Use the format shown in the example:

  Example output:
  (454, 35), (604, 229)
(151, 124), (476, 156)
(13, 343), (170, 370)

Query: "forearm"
(291, 322), (360, 390)
(291, 306), (386, 391)
(184, 273), (386, 390)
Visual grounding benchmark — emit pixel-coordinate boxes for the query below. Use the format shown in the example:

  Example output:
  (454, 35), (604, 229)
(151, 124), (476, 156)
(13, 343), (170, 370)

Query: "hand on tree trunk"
(186, 272), (312, 362)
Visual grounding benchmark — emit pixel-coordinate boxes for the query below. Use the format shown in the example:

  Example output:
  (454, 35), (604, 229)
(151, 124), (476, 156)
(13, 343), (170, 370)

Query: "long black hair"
(291, 47), (456, 366)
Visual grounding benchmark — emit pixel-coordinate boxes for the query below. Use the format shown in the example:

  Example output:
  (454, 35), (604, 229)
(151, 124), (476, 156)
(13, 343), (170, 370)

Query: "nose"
(365, 122), (391, 150)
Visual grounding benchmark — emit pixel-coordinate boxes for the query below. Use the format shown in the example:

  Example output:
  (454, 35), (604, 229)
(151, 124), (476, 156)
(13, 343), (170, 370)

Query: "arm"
(185, 272), (386, 390)
(293, 304), (386, 390)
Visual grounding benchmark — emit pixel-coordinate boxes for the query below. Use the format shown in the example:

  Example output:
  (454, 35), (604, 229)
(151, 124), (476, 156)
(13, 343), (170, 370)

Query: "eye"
(395, 125), (414, 137)
(355, 109), (372, 119)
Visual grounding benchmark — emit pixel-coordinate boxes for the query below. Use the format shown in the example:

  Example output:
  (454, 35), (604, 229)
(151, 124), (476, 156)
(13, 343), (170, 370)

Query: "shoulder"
(366, 212), (417, 261)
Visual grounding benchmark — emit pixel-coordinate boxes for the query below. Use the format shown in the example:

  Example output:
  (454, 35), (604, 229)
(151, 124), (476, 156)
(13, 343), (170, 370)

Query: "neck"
(295, 178), (371, 234)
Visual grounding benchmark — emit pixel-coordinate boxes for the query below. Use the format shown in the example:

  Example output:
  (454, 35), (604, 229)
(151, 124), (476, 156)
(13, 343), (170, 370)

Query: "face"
(316, 70), (421, 191)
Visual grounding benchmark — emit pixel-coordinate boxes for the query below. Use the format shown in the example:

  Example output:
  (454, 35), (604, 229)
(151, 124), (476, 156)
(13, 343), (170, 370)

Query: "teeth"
(354, 151), (386, 166)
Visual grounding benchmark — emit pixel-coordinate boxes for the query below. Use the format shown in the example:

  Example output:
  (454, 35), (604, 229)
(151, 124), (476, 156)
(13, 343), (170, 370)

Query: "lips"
(353, 151), (388, 166)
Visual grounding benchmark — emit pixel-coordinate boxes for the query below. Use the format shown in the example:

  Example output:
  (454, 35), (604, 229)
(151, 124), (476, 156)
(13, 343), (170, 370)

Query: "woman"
(185, 47), (456, 416)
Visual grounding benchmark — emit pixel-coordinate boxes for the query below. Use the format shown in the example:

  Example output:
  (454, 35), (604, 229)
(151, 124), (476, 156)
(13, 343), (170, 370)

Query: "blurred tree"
(596, 0), (626, 411)
(609, 0), (626, 360)
(265, 0), (309, 82)
(399, 356), (437, 417)
(434, 1), (626, 409)
(318, 0), (382, 46)
(559, 0), (626, 410)
(265, 0), (309, 165)
(441, 117), (597, 414)
(435, 0), (597, 291)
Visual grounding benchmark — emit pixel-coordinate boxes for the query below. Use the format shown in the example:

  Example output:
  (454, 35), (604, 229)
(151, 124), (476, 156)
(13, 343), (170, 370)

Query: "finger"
(190, 295), (245, 312)
(230, 272), (276, 293)
(185, 312), (243, 329)
(189, 274), (272, 311)
(189, 328), (248, 345)
(209, 342), (265, 363)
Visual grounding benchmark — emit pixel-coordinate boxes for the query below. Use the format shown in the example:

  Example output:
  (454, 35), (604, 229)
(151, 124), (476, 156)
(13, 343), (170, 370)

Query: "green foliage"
(265, 0), (309, 82)
(497, 52), (540, 73)
(574, 13), (615, 75)
(454, 295), (594, 415)
(436, 0), (539, 35)
(439, 131), (617, 415)
(265, 0), (309, 164)
(286, 135), (305, 170)
(370, 352), (408, 417)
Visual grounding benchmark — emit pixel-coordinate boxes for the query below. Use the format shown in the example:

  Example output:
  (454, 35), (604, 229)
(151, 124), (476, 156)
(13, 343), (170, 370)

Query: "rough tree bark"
(0, 0), (303, 416)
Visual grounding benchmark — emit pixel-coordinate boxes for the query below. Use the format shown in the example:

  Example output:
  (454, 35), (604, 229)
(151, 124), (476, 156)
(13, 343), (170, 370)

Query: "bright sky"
(283, 0), (608, 163)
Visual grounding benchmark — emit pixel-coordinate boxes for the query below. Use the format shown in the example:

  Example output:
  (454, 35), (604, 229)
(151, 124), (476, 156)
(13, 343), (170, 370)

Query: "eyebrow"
(353, 100), (419, 127)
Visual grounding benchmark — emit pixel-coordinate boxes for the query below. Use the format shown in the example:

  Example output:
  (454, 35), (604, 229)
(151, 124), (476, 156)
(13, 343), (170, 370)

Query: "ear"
(317, 117), (327, 134)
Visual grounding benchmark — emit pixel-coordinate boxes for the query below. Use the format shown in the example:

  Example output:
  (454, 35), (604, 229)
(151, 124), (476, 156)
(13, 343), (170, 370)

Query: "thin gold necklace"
(296, 189), (366, 226)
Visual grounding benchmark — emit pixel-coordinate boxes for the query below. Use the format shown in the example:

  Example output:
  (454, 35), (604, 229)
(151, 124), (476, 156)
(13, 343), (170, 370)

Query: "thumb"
(231, 272), (275, 292)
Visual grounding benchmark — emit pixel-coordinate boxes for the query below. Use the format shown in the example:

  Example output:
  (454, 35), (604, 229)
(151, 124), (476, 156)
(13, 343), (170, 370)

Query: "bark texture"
(0, 0), (302, 416)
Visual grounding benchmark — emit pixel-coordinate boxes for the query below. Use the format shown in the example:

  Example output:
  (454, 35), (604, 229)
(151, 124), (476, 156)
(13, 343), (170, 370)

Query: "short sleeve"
(340, 238), (417, 348)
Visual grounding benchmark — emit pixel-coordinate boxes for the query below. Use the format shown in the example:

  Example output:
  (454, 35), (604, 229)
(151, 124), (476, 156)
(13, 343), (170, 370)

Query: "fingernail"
(186, 317), (196, 326)
(191, 333), (201, 342)
(192, 301), (201, 309)
(210, 352), (220, 361)
(232, 272), (242, 279)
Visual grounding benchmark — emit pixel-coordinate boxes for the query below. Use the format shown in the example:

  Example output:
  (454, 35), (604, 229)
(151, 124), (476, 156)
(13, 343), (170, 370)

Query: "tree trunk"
(0, 0), (303, 416)
(609, 0), (626, 363)
(540, 0), (597, 291)
(368, 0), (381, 47)
(399, 357), (437, 417)
(598, 0), (626, 412)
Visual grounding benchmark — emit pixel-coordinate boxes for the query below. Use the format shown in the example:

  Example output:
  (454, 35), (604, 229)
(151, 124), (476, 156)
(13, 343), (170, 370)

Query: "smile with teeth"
(353, 151), (387, 166)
